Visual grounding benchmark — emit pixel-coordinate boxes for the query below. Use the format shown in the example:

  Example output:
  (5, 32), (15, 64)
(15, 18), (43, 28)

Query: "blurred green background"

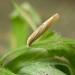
(0, 0), (75, 56)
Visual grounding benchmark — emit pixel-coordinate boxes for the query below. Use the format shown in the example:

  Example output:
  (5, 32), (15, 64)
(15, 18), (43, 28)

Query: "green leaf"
(31, 31), (75, 75)
(16, 62), (66, 75)
(5, 48), (66, 75)
(10, 16), (29, 48)
(0, 67), (17, 75)
(1, 30), (75, 75)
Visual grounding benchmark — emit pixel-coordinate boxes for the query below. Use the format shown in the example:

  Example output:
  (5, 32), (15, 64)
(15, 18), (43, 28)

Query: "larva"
(27, 13), (59, 46)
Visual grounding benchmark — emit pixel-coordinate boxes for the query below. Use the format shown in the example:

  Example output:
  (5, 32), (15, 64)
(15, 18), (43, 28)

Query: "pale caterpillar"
(27, 13), (59, 46)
